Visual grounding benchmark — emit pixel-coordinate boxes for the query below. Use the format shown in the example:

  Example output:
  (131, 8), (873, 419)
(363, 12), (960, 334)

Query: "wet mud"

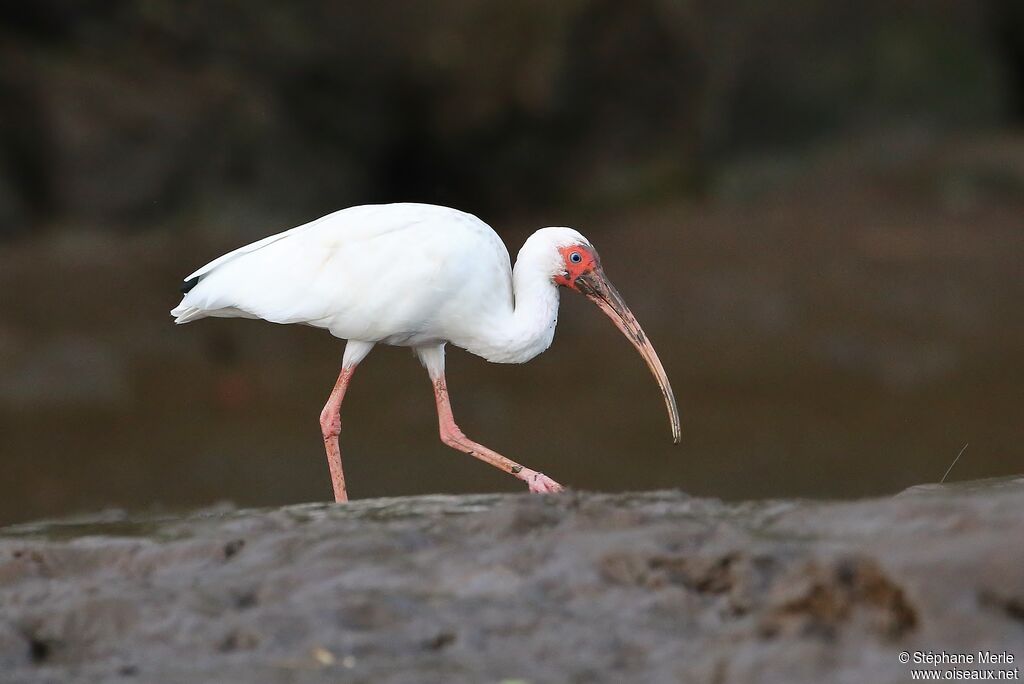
(1, 478), (1022, 683)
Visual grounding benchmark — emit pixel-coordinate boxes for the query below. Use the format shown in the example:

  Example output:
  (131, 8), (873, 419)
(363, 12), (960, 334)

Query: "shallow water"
(1, 175), (1022, 525)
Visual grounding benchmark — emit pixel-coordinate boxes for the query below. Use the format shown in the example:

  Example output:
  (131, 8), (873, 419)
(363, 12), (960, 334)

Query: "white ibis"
(171, 203), (680, 501)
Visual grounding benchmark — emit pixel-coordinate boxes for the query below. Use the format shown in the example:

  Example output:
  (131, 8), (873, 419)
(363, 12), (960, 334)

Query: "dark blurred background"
(1, 1), (1022, 525)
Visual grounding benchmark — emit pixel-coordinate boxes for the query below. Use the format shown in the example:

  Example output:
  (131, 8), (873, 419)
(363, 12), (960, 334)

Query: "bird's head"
(532, 227), (681, 443)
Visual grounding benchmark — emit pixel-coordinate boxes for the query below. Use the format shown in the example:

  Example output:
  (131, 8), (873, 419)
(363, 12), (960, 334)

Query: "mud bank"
(1, 480), (1022, 683)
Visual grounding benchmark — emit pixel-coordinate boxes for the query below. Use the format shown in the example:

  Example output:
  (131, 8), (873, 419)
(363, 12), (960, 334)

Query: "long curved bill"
(575, 267), (682, 443)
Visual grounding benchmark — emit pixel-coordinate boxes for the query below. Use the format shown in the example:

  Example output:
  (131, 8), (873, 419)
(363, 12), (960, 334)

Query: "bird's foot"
(523, 471), (564, 494)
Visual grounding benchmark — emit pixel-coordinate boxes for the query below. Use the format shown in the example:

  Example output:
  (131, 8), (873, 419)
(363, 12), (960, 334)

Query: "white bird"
(171, 203), (680, 501)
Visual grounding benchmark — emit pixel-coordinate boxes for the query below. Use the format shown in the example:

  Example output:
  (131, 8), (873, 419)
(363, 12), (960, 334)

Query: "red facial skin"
(553, 245), (598, 289)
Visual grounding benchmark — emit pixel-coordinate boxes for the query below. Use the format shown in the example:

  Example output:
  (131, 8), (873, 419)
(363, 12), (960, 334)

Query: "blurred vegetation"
(1, 1), (1022, 235)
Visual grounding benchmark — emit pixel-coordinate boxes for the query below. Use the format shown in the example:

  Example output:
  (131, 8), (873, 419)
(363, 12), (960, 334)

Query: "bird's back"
(171, 203), (514, 346)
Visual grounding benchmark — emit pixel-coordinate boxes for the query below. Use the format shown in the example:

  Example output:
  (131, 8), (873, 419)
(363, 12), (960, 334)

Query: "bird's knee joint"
(320, 417), (341, 439)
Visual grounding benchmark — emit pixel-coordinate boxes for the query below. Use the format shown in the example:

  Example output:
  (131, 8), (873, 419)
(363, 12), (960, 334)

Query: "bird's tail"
(171, 275), (206, 323)
(171, 303), (207, 324)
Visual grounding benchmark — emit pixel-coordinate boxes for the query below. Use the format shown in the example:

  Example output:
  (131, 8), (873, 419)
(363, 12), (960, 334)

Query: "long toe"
(528, 473), (565, 494)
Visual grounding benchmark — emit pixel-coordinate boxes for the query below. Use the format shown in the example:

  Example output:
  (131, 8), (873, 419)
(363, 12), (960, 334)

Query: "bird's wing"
(183, 209), (348, 281)
(173, 204), (505, 334)
(184, 229), (297, 282)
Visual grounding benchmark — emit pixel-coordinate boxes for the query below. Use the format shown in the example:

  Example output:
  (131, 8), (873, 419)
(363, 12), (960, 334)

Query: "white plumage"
(172, 203), (679, 501)
(173, 203), (579, 363)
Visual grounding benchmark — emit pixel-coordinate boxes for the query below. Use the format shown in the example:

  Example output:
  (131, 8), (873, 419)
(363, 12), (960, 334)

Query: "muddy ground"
(0, 478), (1021, 683)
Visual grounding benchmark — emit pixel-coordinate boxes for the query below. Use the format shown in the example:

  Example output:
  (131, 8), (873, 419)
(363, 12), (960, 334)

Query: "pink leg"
(431, 373), (564, 494)
(319, 366), (357, 502)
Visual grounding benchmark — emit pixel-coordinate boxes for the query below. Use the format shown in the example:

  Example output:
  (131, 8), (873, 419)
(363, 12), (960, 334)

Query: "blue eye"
(570, 252), (582, 263)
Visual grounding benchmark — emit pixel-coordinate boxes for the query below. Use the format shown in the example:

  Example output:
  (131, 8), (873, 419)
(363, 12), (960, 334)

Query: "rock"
(0, 480), (1021, 683)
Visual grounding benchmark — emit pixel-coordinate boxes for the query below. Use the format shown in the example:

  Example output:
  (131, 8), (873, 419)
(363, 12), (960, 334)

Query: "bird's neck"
(467, 249), (561, 364)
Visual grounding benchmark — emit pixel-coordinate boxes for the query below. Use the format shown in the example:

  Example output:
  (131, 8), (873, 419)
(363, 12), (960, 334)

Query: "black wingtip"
(180, 276), (200, 294)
